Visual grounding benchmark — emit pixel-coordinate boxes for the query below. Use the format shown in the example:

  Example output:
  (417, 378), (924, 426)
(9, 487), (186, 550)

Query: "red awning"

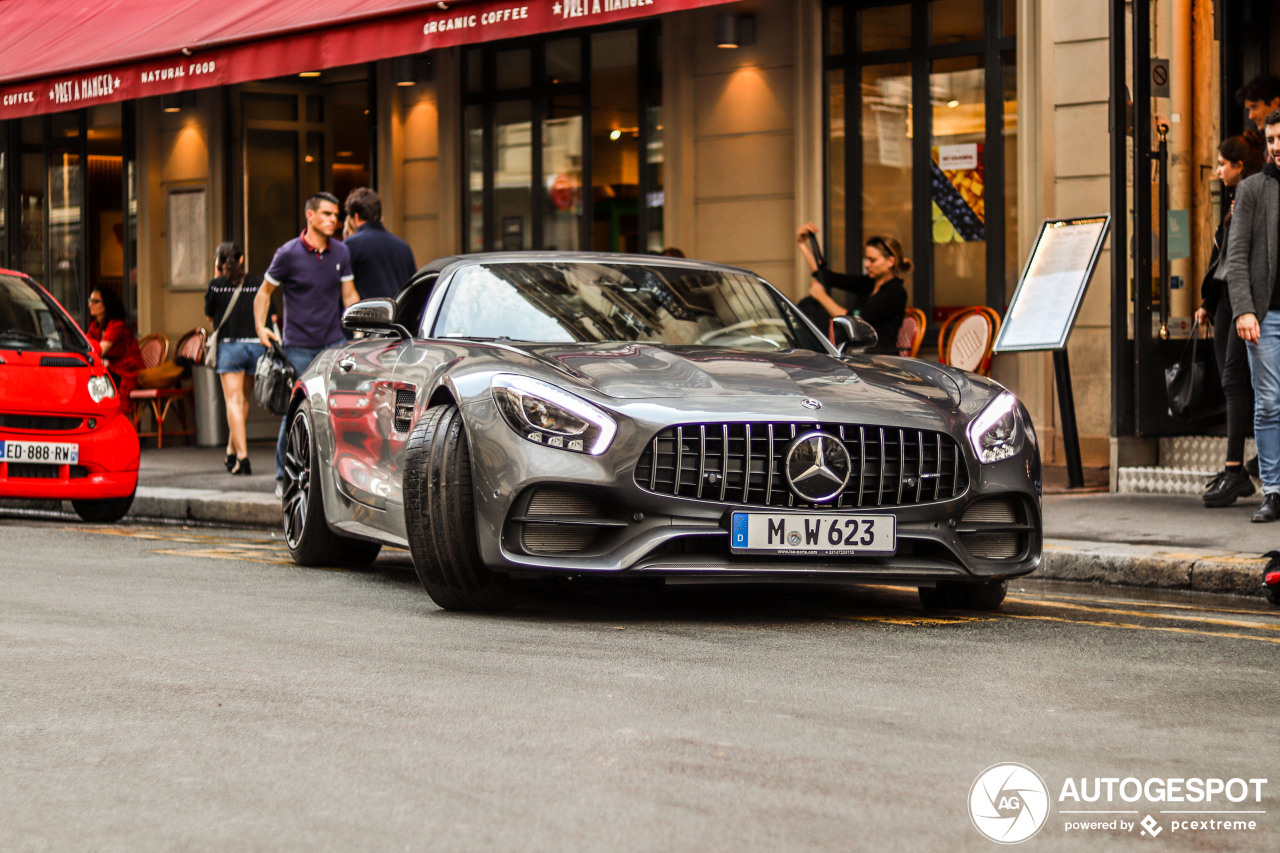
(0, 0), (740, 120)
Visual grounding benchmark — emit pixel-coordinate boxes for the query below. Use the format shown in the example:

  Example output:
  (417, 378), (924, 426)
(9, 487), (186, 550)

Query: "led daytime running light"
(968, 392), (1021, 463)
(492, 375), (617, 455)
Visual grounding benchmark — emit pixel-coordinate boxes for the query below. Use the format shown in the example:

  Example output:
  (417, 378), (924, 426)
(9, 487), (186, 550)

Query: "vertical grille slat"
(914, 430), (925, 504)
(648, 434), (660, 491)
(673, 426), (684, 495)
(765, 424), (776, 506)
(696, 425), (707, 499)
(635, 421), (968, 509)
(720, 424), (730, 502)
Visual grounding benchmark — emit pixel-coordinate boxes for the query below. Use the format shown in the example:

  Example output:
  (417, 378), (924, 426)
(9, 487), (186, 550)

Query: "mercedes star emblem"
(784, 431), (852, 503)
(802, 398), (822, 410)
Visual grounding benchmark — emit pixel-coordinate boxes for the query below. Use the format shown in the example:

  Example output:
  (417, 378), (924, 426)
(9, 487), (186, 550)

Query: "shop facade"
(3, 0), (1275, 472)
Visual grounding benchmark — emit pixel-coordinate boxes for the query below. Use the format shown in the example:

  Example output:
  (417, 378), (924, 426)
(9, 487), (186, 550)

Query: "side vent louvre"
(394, 389), (415, 432)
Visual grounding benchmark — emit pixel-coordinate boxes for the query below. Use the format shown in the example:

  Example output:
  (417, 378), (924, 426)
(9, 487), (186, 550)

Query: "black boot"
(1202, 466), (1256, 507)
(1251, 493), (1280, 523)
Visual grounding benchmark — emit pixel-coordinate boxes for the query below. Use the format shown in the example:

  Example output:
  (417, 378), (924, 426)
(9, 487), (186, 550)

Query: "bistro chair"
(131, 329), (203, 448)
(896, 307), (927, 358)
(937, 306), (1000, 375)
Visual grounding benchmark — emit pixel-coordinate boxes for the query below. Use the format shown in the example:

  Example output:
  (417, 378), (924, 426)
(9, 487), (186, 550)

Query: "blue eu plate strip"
(731, 512), (748, 547)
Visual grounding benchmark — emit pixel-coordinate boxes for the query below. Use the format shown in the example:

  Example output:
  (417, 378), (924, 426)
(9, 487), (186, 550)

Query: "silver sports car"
(283, 253), (1041, 611)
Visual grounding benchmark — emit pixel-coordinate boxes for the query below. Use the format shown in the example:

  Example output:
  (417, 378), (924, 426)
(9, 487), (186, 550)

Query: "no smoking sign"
(1150, 58), (1171, 98)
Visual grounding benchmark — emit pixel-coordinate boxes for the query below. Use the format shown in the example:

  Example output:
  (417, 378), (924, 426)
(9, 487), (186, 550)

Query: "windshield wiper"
(0, 329), (51, 348)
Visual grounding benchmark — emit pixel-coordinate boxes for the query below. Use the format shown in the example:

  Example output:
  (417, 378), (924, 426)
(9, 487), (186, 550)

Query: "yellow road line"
(1000, 612), (1280, 645)
(1005, 596), (1280, 632)
(842, 614), (997, 627)
(1009, 590), (1271, 617)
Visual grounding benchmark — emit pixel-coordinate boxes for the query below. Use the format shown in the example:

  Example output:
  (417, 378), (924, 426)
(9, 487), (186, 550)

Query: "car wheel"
(404, 404), (512, 611)
(283, 403), (382, 567)
(918, 579), (1007, 611)
(71, 492), (134, 523)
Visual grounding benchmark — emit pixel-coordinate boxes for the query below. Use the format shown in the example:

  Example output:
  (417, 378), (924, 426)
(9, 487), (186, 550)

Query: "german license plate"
(0, 440), (79, 465)
(730, 512), (896, 555)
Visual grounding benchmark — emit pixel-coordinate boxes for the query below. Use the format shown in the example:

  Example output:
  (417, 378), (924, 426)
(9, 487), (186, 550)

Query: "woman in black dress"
(794, 224), (911, 355)
(1193, 129), (1265, 507)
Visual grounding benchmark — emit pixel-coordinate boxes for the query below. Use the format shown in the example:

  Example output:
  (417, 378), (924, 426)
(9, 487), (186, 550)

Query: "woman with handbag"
(1193, 130), (1266, 507)
(203, 242), (264, 476)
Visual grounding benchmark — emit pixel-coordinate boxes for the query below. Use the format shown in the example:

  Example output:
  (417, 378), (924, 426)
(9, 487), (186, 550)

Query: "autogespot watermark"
(968, 765), (1269, 844)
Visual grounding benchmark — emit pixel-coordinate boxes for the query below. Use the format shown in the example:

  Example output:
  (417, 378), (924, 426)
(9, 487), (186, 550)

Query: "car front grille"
(634, 422), (968, 509)
(0, 414), (83, 431)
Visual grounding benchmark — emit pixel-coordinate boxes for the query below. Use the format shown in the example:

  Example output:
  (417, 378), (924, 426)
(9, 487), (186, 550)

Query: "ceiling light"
(947, 99), (960, 108)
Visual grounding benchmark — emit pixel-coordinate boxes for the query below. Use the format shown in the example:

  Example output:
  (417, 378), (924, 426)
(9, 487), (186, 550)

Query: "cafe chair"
(938, 306), (1000, 375)
(131, 329), (203, 448)
(896, 307), (927, 358)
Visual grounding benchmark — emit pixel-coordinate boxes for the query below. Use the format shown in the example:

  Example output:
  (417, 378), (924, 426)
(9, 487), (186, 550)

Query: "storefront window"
(824, 0), (1015, 331)
(463, 23), (662, 254)
(861, 63), (913, 302)
(931, 56), (986, 311)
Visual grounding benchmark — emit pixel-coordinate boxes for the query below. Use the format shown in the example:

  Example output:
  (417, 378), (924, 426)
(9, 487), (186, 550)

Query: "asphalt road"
(2, 518), (1277, 852)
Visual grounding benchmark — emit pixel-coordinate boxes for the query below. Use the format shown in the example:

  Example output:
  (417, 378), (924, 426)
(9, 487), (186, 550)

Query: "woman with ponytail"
(203, 242), (265, 476)
(795, 224), (911, 355)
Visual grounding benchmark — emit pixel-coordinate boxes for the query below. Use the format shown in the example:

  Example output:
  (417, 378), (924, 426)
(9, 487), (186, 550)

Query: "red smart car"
(0, 270), (138, 522)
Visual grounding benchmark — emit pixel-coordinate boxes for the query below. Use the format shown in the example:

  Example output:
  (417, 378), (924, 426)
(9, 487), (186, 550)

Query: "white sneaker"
(274, 479), (284, 500)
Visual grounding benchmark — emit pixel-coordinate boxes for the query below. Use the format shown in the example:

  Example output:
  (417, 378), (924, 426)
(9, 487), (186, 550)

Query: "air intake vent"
(520, 488), (603, 555)
(40, 356), (87, 367)
(634, 421), (968, 509)
(0, 414), (81, 431)
(958, 498), (1026, 560)
(5, 463), (60, 479)
(528, 489), (598, 517)
(394, 389), (415, 432)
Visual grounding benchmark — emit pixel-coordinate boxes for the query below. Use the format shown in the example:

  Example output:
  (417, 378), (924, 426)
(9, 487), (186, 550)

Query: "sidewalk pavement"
(2, 443), (1274, 599)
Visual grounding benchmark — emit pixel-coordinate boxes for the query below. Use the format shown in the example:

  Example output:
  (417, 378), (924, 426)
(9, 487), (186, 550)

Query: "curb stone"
(1041, 540), (1266, 597)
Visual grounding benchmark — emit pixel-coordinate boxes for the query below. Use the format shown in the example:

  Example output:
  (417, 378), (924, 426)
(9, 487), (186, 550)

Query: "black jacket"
(344, 221), (417, 301)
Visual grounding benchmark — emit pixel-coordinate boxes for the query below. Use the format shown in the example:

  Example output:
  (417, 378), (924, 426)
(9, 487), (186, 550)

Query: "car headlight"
(87, 373), (116, 403)
(968, 392), (1024, 464)
(492, 375), (617, 455)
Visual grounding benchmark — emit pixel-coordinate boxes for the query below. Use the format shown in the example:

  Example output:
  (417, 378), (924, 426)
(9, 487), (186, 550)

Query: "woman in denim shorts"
(204, 243), (265, 475)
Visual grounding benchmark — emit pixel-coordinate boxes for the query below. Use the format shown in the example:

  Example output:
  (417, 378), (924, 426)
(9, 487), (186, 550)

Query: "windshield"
(0, 274), (88, 353)
(429, 261), (827, 352)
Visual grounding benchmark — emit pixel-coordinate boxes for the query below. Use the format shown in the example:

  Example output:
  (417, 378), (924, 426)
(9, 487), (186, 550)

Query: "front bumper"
(464, 400), (1042, 584)
(0, 410), (139, 500)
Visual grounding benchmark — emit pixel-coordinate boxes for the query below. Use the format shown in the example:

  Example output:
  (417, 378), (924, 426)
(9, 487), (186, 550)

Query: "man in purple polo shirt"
(254, 191), (359, 491)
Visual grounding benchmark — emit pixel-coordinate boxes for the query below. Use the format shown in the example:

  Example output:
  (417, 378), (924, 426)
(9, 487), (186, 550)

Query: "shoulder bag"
(254, 339), (298, 416)
(1165, 320), (1225, 420)
(203, 278), (246, 368)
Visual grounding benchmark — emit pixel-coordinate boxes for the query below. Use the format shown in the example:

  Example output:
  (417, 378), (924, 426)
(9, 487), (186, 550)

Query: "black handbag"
(254, 340), (298, 416)
(1165, 321), (1225, 420)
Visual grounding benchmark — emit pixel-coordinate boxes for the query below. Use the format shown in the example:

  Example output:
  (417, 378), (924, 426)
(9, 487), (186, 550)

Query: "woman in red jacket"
(87, 288), (144, 413)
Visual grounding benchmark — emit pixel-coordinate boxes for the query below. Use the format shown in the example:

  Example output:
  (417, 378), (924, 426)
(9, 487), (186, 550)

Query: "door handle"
(339, 357), (356, 373)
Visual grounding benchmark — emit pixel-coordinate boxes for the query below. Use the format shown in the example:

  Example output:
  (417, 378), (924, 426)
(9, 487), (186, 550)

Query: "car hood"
(0, 350), (110, 414)
(515, 344), (966, 410)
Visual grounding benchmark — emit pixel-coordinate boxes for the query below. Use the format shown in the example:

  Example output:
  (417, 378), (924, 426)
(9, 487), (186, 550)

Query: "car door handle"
(339, 357), (356, 373)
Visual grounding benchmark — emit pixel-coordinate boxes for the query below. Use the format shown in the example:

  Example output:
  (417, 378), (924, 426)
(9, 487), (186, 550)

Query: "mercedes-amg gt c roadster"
(282, 253), (1041, 611)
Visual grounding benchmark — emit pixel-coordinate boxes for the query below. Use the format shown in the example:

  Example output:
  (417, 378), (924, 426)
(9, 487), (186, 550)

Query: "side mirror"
(342, 298), (409, 338)
(832, 315), (878, 354)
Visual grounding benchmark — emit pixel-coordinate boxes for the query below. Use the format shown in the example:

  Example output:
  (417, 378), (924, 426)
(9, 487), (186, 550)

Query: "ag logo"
(968, 763), (1050, 844)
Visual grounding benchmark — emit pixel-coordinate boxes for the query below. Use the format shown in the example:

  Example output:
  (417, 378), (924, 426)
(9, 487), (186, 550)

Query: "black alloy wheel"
(283, 403), (381, 567)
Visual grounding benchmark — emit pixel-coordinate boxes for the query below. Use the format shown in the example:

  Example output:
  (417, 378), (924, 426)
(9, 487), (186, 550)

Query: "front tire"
(404, 405), (511, 611)
(283, 403), (382, 567)
(919, 579), (1008, 611)
(72, 492), (134, 523)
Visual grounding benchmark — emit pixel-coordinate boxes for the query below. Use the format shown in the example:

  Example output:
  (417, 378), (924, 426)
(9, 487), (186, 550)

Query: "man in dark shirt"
(1226, 111), (1280, 521)
(254, 191), (359, 489)
(343, 187), (417, 301)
